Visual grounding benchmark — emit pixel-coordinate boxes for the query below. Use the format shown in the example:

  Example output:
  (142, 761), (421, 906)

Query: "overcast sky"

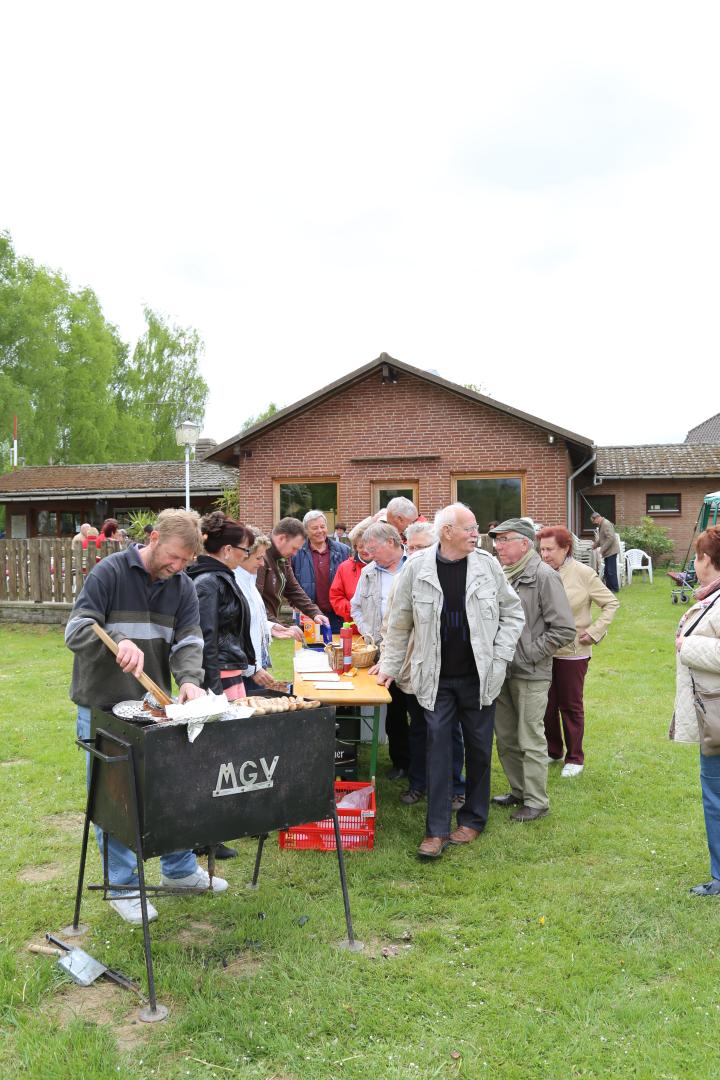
(3, 2), (719, 449)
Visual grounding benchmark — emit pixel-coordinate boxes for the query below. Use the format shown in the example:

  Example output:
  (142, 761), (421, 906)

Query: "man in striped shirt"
(66, 508), (229, 924)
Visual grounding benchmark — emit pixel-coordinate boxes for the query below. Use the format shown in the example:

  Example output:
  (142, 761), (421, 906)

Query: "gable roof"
(0, 460), (238, 502)
(596, 444), (720, 479)
(686, 413), (720, 443)
(206, 353), (594, 462)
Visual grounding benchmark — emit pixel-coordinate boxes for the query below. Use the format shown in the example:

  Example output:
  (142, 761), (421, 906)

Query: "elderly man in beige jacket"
(490, 518), (576, 822)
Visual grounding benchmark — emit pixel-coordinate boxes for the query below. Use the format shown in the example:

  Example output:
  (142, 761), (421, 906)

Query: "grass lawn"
(1, 577), (718, 1079)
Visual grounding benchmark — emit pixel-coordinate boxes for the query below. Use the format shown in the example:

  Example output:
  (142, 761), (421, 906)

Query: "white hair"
(363, 522), (403, 547)
(434, 502), (471, 531)
(302, 509), (327, 528)
(405, 520), (436, 542)
(386, 496), (418, 521)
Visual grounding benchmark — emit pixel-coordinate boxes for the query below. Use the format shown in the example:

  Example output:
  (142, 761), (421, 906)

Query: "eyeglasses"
(236, 546), (252, 555)
(451, 523), (479, 533)
(493, 535), (526, 545)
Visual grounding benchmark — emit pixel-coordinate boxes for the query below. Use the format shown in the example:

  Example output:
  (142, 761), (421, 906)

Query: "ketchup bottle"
(340, 622), (353, 673)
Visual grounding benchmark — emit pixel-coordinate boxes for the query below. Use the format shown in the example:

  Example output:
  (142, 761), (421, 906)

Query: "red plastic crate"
(278, 780), (376, 851)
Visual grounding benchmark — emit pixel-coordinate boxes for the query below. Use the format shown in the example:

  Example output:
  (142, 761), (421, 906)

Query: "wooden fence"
(0, 539), (128, 604)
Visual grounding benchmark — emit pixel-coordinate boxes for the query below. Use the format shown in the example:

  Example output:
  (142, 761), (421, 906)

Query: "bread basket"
(351, 635), (379, 668)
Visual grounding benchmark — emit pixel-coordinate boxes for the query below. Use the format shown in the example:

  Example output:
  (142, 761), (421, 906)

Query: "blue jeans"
(700, 750), (720, 880)
(406, 692), (465, 796)
(77, 707), (198, 888)
(603, 553), (619, 593)
(423, 675), (495, 838)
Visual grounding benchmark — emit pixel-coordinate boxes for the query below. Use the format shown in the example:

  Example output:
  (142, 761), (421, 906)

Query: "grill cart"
(71, 702), (361, 1021)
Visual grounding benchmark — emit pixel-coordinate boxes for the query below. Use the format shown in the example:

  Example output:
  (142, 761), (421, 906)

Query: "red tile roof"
(0, 460), (238, 498)
(596, 445), (720, 478)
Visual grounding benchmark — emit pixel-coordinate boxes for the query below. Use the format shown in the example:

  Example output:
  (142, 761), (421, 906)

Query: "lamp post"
(175, 420), (201, 510)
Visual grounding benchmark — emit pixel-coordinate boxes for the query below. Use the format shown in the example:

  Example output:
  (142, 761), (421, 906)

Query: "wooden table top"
(292, 646), (391, 706)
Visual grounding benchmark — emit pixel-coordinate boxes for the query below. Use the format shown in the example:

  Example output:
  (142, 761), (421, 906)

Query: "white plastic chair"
(625, 548), (653, 585)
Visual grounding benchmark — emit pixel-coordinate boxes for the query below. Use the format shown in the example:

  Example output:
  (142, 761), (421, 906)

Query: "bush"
(127, 509), (157, 542)
(617, 516), (674, 565)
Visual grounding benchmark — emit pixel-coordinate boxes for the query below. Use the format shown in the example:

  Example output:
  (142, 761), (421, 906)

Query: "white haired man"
(291, 510), (350, 633)
(489, 518), (576, 821)
(351, 521), (410, 779)
(377, 503), (525, 858)
(352, 497), (420, 548)
(375, 521), (467, 808)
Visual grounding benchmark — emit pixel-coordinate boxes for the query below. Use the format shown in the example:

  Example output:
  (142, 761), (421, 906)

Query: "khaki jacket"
(378, 553), (425, 693)
(671, 596), (720, 744)
(350, 561), (385, 641)
(380, 543), (525, 710)
(506, 551), (576, 680)
(554, 558), (620, 658)
(593, 518), (621, 558)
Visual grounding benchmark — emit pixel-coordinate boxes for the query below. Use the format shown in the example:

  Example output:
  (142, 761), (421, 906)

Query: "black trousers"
(386, 682), (410, 771)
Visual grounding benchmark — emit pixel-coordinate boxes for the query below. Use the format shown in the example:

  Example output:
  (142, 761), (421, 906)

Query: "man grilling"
(65, 508), (229, 924)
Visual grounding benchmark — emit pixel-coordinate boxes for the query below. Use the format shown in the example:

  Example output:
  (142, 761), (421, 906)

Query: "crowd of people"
(65, 493), (720, 915)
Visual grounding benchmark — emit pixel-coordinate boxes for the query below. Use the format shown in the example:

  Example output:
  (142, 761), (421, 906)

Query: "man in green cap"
(489, 518), (575, 821)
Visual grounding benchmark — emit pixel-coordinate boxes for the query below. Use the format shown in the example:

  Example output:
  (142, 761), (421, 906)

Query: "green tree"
(113, 307), (209, 460)
(0, 233), (126, 465)
(241, 402), (279, 431)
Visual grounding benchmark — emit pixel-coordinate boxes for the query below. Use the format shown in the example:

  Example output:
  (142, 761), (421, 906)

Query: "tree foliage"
(241, 402), (279, 431)
(113, 307), (209, 460)
(618, 516), (675, 565)
(0, 232), (208, 469)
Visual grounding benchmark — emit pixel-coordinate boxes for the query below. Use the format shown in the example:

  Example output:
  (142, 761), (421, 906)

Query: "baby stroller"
(668, 491), (720, 603)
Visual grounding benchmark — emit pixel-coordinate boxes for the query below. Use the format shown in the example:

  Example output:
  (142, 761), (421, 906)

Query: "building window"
(371, 482), (419, 514)
(452, 474), (524, 531)
(580, 494), (615, 534)
(60, 512), (79, 536)
(274, 480), (339, 532)
(36, 510), (57, 537)
(646, 493), (681, 515)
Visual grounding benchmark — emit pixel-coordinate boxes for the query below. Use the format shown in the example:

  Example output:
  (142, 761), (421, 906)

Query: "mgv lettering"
(213, 756), (279, 798)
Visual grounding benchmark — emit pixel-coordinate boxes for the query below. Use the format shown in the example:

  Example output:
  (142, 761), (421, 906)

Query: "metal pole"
(184, 444), (190, 510)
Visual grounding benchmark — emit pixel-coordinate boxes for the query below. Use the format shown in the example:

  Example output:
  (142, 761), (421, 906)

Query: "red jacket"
(329, 556), (367, 625)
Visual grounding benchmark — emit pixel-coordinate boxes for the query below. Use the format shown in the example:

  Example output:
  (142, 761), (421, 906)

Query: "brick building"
(578, 445), (720, 559)
(207, 353), (595, 533)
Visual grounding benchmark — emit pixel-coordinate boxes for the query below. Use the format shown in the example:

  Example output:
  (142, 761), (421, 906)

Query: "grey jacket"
(380, 543), (525, 710)
(506, 550), (576, 680)
(351, 559), (405, 641)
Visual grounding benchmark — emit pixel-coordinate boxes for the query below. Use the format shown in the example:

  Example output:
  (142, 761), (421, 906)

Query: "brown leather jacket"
(255, 542), (322, 622)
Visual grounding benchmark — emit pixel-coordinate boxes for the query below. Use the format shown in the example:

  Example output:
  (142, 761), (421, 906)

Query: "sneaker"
(110, 894), (158, 925)
(547, 755), (563, 765)
(690, 879), (720, 896)
(561, 763), (584, 778)
(400, 788), (425, 805)
(160, 867), (229, 893)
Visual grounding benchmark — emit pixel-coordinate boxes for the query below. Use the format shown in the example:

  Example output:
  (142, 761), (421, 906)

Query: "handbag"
(683, 593), (720, 756)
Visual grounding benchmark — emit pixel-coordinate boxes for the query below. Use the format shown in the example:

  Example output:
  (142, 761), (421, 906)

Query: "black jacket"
(186, 556), (255, 694)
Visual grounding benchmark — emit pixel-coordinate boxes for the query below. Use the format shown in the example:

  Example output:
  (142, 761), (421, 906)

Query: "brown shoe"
(491, 792), (523, 807)
(449, 825), (481, 845)
(510, 805), (548, 822)
(418, 836), (450, 858)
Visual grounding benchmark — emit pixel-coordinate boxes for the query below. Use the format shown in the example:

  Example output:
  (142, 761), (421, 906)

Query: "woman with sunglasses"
(186, 511), (256, 703)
